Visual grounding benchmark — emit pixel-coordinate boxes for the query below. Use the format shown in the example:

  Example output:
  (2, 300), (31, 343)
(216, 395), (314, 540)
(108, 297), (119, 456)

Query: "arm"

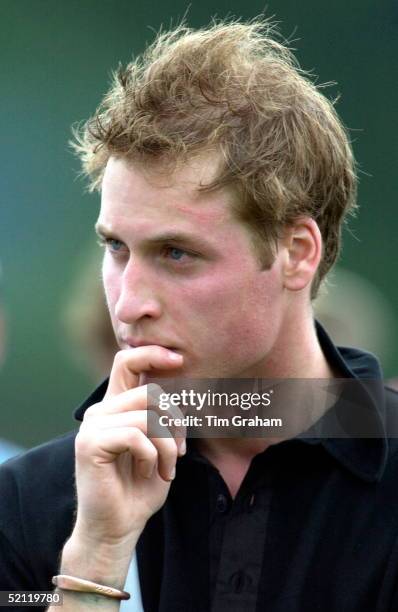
(48, 345), (184, 611)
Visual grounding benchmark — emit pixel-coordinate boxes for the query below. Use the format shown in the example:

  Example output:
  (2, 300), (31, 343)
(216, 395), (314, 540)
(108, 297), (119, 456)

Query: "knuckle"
(83, 404), (99, 419)
(131, 411), (148, 434)
(172, 404), (184, 419)
(113, 350), (127, 366)
(163, 438), (178, 461)
(146, 385), (162, 410)
(145, 444), (158, 463)
(75, 431), (94, 457)
(126, 426), (152, 450)
(147, 382), (163, 397)
(125, 427), (141, 445)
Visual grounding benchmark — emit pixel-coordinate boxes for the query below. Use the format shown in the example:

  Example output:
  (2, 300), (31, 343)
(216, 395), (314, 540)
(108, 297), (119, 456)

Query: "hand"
(69, 346), (184, 561)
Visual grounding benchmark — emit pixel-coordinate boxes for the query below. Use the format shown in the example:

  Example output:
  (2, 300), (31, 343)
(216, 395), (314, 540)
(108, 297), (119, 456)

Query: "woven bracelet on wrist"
(52, 574), (131, 601)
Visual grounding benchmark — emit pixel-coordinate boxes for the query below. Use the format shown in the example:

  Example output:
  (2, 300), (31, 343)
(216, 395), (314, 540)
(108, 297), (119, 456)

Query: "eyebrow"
(95, 223), (213, 252)
(95, 223), (114, 239)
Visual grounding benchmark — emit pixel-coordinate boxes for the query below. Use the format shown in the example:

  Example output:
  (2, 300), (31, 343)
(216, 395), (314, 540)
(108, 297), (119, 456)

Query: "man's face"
(97, 156), (289, 378)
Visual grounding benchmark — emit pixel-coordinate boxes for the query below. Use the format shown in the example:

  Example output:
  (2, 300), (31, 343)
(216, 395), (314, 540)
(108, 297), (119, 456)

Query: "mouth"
(120, 338), (180, 352)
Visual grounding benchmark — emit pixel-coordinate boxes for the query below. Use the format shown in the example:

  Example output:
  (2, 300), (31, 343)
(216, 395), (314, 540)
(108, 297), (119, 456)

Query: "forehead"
(98, 156), (236, 234)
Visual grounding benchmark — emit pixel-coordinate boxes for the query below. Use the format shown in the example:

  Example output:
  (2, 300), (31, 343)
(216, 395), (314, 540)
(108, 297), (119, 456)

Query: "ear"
(281, 218), (322, 292)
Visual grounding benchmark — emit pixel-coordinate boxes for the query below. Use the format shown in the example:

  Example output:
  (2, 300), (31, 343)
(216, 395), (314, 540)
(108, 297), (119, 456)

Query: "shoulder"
(0, 431), (77, 589)
(0, 429), (77, 498)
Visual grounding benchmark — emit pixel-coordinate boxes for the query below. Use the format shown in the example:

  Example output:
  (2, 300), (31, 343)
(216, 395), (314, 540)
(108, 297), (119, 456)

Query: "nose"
(114, 258), (162, 324)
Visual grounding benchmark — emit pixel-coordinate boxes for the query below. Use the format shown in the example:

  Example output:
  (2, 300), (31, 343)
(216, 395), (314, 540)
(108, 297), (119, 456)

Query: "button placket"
(216, 493), (229, 514)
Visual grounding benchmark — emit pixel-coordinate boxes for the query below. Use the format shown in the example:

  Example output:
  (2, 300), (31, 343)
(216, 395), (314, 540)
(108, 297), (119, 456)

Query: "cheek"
(177, 275), (231, 308)
(180, 269), (281, 331)
(102, 260), (121, 313)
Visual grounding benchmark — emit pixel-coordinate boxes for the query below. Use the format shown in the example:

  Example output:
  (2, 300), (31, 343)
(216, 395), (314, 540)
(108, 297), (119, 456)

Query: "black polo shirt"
(1, 323), (398, 612)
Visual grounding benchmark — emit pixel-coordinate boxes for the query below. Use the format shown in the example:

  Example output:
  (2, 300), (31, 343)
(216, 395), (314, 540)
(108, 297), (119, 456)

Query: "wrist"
(61, 530), (139, 589)
(52, 589), (121, 611)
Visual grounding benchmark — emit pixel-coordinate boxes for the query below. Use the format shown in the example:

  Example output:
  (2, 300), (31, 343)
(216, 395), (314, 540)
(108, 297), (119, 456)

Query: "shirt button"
(246, 493), (256, 511)
(229, 570), (251, 593)
(216, 493), (229, 513)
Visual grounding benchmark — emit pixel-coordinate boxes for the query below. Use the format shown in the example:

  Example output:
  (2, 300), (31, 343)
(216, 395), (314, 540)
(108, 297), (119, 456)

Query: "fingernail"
(180, 440), (187, 456)
(168, 351), (182, 361)
(168, 466), (176, 481)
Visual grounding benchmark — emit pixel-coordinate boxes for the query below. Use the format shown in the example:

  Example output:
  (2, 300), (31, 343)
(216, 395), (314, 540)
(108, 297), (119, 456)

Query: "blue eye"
(168, 247), (185, 260)
(108, 239), (123, 252)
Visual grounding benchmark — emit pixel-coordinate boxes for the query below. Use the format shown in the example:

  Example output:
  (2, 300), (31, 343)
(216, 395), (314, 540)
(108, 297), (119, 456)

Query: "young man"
(1, 20), (398, 612)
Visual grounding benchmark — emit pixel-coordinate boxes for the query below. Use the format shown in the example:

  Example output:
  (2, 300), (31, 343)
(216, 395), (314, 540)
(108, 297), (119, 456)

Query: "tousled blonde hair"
(73, 19), (357, 297)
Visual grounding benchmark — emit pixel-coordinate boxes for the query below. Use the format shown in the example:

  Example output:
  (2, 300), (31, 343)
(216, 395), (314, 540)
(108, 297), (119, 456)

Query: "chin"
(146, 368), (186, 380)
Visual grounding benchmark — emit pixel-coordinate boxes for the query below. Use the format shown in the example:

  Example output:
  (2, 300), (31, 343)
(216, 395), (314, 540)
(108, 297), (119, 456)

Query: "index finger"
(104, 345), (183, 399)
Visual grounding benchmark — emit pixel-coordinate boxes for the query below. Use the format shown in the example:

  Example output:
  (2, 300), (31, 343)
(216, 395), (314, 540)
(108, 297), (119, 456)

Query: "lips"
(121, 338), (179, 351)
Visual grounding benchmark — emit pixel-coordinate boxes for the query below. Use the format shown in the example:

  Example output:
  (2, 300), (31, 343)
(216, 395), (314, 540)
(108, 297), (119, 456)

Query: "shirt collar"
(74, 378), (109, 422)
(302, 321), (388, 483)
(74, 321), (388, 483)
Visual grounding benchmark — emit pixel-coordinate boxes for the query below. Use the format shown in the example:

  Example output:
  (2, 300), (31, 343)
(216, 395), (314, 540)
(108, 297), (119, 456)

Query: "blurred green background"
(1, 0), (397, 448)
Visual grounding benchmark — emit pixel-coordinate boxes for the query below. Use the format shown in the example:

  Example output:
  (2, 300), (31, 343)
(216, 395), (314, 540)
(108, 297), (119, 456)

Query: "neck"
(242, 310), (335, 380)
(197, 311), (337, 464)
